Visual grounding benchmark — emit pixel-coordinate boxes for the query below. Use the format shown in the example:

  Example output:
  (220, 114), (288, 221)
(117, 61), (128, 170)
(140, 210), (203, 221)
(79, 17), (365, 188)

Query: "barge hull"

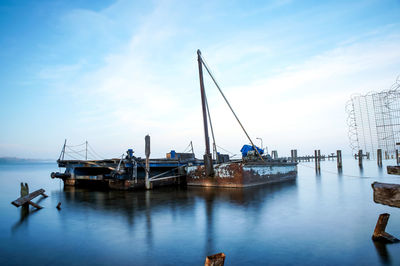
(186, 162), (297, 188)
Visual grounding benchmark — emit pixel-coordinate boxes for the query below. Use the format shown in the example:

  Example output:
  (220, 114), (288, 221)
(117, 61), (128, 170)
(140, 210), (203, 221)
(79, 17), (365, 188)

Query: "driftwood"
(204, 253), (225, 266)
(371, 182), (400, 208)
(372, 213), (399, 243)
(11, 189), (48, 209)
(387, 166), (400, 175)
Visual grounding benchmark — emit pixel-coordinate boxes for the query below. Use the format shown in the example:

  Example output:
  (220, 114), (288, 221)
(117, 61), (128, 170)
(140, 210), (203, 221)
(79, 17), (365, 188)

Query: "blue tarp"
(240, 144), (264, 157)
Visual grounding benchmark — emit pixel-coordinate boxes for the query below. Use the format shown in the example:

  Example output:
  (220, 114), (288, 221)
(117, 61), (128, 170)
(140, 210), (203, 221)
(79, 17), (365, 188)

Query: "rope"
(216, 145), (238, 158)
(182, 142), (192, 153)
(205, 93), (218, 159)
(87, 143), (105, 159)
(65, 142), (86, 147)
(297, 162), (382, 179)
(199, 52), (263, 161)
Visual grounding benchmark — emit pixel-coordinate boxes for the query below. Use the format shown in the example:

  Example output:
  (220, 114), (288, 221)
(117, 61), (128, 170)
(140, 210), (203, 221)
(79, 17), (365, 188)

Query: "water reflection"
(11, 205), (39, 233)
(3, 159), (400, 265)
(373, 241), (392, 265)
(51, 181), (297, 257)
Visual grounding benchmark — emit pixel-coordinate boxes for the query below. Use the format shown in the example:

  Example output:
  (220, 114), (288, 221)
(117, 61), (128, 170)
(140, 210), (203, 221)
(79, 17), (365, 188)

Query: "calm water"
(1, 158), (400, 265)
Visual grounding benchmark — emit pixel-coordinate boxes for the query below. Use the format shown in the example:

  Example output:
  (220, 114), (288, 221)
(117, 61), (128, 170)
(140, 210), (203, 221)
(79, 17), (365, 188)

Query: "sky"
(0, 0), (399, 160)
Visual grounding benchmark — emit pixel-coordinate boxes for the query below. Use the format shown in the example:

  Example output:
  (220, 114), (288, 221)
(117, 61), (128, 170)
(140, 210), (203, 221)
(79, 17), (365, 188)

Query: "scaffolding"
(346, 77), (400, 158)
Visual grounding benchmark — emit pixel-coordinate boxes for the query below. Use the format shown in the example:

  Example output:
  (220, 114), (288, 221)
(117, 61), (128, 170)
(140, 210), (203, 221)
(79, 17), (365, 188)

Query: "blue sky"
(0, 0), (399, 159)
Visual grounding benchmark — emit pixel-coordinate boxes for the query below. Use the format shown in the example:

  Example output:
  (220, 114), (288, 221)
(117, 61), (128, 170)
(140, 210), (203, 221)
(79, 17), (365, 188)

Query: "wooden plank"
(371, 182), (400, 208)
(387, 166), (400, 175)
(11, 189), (45, 207)
(28, 201), (43, 209)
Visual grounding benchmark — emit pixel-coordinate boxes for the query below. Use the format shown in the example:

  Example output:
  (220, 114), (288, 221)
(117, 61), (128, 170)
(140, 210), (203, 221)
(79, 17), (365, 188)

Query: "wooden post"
(290, 150), (294, 162)
(337, 150), (342, 169)
(372, 213), (399, 243)
(358, 149), (363, 167)
(205, 253), (225, 266)
(366, 152), (370, 160)
(314, 150), (318, 172)
(396, 149), (399, 165)
(145, 135), (151, 190)
(315, 150), (320, 173)
(385, 151), (388, 160)
(318, 150), (321, 171)
(271, 150), (278, 160)
(294, 149), (297, 162)
(377, 149), (382, 167)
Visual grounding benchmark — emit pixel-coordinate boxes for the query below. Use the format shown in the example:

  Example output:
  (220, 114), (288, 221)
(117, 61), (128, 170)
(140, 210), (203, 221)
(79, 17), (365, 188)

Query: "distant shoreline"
(0, 157), (55, 164)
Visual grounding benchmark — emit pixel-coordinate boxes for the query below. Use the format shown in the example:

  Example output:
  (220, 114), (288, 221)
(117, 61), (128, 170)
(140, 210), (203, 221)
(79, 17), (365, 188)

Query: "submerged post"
(337, 150), (342, 170)
(377, 149), (382, 167)
(145, 135), (151, 190)
(396, 149), (399, 165)
(358, 149), (363, 167)
(372, 213), (399, 243)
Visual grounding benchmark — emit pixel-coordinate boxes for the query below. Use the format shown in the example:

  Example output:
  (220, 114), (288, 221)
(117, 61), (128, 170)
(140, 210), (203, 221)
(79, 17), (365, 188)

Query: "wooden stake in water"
(372, 213), (399, 243)
(337, 150), (342, 169)
(145, 135), (151, 190)
(377, 149), (382, 167)
(358, 150), (363, 168)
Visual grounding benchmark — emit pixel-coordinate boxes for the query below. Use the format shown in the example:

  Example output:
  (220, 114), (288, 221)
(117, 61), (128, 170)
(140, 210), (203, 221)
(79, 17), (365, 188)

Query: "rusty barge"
(186, 50), (297, 187)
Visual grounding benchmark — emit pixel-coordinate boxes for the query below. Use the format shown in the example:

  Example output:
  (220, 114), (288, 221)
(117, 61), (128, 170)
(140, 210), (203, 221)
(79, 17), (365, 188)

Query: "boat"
(186, 50), (297, 187)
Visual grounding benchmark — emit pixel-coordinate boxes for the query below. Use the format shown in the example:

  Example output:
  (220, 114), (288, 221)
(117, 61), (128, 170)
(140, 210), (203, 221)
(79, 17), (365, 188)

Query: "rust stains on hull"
(187, 161), (297, 188)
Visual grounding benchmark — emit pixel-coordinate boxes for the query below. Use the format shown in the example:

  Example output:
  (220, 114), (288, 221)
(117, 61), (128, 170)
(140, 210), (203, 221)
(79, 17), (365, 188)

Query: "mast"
(197, 49), (214, 176)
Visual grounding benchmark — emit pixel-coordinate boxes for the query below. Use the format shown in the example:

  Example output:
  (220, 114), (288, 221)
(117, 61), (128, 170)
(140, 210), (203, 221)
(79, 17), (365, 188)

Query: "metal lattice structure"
(346, 77), (400, 158)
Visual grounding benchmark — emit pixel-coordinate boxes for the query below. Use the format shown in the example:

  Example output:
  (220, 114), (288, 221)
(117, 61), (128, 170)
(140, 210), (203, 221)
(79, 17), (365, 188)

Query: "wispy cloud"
(20, 0), (400, 158)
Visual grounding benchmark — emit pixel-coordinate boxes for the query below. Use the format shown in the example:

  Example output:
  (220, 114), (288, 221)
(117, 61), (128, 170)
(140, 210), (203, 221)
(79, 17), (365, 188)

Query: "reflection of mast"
(205, 193), (215, 255)
(145, 190), (153, 248)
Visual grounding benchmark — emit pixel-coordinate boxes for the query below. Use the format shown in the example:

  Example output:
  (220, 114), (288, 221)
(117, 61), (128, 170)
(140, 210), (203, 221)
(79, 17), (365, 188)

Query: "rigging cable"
(204, 93), (218, 159)
(199, 52), (263, 161)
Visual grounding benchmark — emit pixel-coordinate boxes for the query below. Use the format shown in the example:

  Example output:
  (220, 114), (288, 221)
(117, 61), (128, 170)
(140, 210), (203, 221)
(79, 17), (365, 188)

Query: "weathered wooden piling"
(396, 149), (399, 165)
(372, 213), (399, 243)
(366, 152), (370, 160)
(290, 149), (298, 162)
(337, 150), (342, 169)
(358, 150), (363, 167)
(145, 135), (151, 190)
(377, 149), (382, 167)
(205, 253), (225, 266)
(385, 151), (388, 160)
(315, 150), (320, 173)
